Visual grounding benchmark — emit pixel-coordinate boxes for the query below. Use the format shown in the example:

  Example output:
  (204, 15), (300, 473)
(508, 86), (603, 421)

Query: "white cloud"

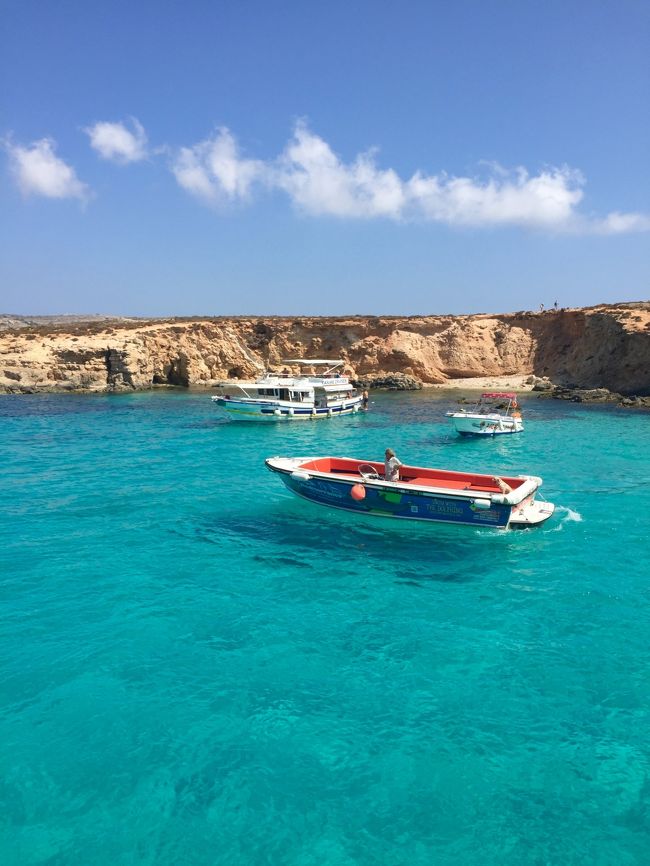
(406, 165), (585, 228)
(5, 137), (89, 200)
(170, 122), (650, 234)
(85, 118), (148, 164)
(588, 211), (650, 235)
(274, 121), (406, 218)
(171, 127), (264, 203)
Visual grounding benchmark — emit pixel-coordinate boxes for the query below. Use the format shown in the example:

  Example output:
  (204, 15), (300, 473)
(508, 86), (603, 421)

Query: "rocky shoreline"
(534, 384), (650, 408)
(1, 303), (649, 403)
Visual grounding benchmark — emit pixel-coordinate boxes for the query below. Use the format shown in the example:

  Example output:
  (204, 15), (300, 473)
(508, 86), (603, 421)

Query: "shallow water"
(1, 390), (649, 865)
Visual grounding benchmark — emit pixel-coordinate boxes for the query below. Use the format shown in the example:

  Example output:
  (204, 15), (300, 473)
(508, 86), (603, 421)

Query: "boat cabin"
(223, 359), (356, 406)
(213, 359), (362, 420)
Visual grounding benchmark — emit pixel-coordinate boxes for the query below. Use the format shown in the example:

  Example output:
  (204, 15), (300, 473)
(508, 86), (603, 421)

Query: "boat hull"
(448, 412), (523, 436)
(266, 456), (554, 530)
(269, 465), (511, 527)
(212, 396), (362, 421)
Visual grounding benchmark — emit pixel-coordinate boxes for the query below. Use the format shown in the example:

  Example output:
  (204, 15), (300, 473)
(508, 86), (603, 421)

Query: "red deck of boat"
(300, 457), (524, 492)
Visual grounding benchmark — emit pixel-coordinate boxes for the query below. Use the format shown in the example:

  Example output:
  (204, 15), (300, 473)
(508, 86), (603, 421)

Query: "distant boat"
(446, 392), (524, 436)
(266, 455), (554, 529)
(212, 360), (362, 421)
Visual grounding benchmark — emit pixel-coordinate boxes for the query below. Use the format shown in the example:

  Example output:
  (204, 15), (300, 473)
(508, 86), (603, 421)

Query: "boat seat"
(405, 477), (468, 489)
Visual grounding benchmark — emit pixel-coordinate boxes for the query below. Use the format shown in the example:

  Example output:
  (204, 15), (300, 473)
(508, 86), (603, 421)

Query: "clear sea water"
(1, 389), (649, 866)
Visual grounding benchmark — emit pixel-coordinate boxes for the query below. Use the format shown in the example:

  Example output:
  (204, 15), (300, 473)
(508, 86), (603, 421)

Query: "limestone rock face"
(527, 308), (650, 394)
(0, 303), (648, 395)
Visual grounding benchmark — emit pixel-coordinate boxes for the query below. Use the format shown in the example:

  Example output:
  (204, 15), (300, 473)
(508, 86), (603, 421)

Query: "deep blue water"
(1, 389), (649, 865)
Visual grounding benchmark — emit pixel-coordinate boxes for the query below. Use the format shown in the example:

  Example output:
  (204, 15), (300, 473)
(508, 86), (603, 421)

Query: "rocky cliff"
(1, 303), (649, 395)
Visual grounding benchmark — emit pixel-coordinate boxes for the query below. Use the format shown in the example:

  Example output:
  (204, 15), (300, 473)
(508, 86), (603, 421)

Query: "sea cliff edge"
(1, 302), (649, 398)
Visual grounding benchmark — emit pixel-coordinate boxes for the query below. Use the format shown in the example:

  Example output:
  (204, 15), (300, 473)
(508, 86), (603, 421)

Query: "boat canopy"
(481, 392), (516, 399)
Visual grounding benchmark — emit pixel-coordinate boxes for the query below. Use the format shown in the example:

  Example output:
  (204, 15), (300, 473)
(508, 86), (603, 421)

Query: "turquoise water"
(1, 390), (649, 865)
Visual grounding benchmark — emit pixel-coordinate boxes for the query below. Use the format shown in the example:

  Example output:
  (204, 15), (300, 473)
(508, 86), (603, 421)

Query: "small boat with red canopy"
(446, 392), (524, 436)
(266, 455), (554, 529)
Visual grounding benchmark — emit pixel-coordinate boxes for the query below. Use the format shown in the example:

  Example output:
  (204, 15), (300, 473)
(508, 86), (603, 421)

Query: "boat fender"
(288, 408), (294, 416)
(350, 484), (366, 501)
(273, 408), (281, 416)
(353, 404), (359, 412)
(327, 408), (333, 417)
(291, 470), (311, 482)
(471, 498), (491, 510)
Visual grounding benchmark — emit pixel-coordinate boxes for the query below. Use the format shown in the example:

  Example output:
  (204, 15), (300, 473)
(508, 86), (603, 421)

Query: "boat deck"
(302, 458), (524, 492)
(406, 477), (500, 492)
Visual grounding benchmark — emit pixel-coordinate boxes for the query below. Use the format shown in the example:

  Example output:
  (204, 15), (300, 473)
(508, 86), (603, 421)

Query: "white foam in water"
(550, 505), (584, 530)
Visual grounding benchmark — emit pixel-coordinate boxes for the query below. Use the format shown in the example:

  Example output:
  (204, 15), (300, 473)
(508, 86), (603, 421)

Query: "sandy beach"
(426, 375), (535, 391)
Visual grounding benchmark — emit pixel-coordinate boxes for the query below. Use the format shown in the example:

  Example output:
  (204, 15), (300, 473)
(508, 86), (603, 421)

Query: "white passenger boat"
(266, 455), (554, 529)
(211, 360), (363, 421)
(446, 392), (524, 436)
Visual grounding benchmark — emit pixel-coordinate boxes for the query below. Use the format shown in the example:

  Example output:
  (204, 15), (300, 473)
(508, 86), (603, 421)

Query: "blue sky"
(1, 0), (648, 316)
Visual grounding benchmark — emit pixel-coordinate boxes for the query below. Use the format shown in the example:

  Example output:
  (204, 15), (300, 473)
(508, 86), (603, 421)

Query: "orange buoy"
(350, 484), (366, 501)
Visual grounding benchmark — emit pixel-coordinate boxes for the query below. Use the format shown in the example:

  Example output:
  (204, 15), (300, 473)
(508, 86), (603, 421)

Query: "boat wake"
(550, 505), (584, 530)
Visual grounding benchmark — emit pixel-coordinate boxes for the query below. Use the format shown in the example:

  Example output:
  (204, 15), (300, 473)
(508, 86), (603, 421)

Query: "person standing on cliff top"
(539, 303), (545, 312)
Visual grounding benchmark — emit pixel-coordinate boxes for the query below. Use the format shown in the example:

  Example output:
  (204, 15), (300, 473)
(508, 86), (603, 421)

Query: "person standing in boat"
(384, 448), (402, 482)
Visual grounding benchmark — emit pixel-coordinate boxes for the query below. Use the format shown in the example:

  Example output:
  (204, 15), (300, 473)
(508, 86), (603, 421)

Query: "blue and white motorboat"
(446, 392), (524, 436)
(212, 360), (363, 421)
(265, 455), (554, 529)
